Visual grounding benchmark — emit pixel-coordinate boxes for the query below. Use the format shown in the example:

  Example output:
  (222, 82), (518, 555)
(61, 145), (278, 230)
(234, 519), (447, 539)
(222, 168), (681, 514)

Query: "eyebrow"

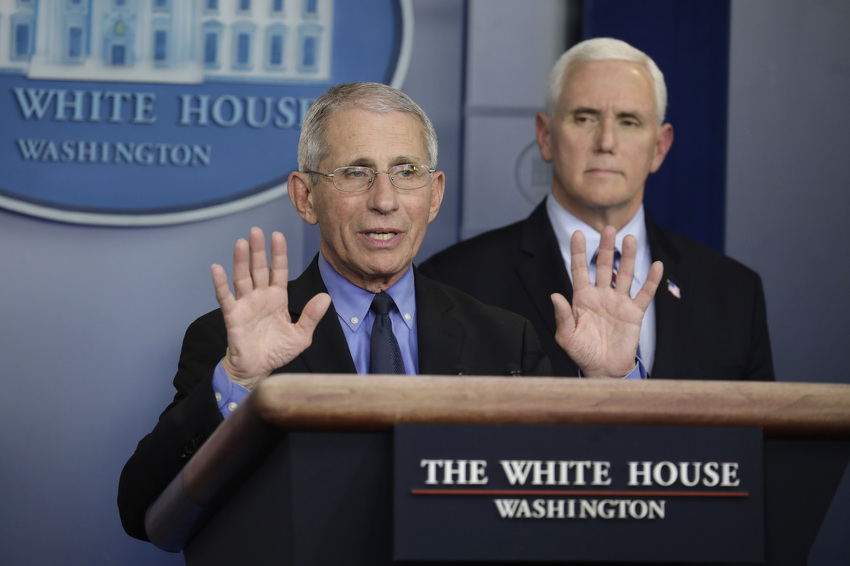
(571, 107), (601, 117)
(570, 107), (645, 122)
(345, 156), (423, 168)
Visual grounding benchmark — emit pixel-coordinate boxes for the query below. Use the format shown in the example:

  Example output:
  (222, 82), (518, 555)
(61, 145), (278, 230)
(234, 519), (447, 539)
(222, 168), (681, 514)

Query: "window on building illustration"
(270, 34), (283, 67)
(271, 0), (284, 15)
(302, 36), (316, 69)
(114, 0), (127, 8)
(112, 44), (126, 65)
(68, 26), (83, 58)
(265, 24), (287, 72)
(153, 0), (171, 12)
(238, 0), (251, 13)
(67, 0), (84, 8)
(14, 24), (31, 58)
(204, 31), (219, 66)
(304, 0), (318, 17)
(237, 33), (251, 65)
(154, 30), (168, 62)
(205, 0), (219, 12)
(297, 24), (322, 74)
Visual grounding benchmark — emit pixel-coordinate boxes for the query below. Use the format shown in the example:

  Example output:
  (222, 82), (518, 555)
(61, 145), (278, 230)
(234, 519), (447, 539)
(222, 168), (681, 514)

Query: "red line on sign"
(410, 489), (749, 498)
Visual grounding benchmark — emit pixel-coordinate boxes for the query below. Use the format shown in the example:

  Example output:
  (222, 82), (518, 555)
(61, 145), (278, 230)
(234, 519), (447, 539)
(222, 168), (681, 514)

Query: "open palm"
(552, 226), (662, 378)
(211, 228), (331, 389)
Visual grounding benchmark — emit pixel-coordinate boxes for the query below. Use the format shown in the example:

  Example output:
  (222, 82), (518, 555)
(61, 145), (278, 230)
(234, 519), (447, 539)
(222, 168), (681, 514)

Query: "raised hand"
(551, 226), (663, 378)
(211, 227), (331, 389)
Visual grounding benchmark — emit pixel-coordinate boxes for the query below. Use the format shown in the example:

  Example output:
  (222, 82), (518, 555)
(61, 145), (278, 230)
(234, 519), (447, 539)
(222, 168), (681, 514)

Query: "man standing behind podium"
(420, 38), (774, 381)
(118, 82), (662, 542)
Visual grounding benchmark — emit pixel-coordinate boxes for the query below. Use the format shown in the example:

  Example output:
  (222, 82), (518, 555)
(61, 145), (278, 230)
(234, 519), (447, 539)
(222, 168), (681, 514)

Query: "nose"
(595, 116), (616, 153)
(367, 170), (400, 213)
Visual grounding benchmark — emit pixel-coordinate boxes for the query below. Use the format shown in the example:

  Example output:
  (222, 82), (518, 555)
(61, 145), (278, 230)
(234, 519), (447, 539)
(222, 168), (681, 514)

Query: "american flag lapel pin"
(667, 279), (682, 299)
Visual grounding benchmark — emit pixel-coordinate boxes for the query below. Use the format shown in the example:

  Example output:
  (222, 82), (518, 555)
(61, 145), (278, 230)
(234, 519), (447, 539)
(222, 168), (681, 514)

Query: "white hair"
(545, 37), (668, 126)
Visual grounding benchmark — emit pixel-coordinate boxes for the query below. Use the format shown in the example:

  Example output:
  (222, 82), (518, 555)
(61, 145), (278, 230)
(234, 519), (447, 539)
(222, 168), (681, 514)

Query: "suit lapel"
(286, 256), (357, 374)
(516, 202), (574, 337)
(646, 215), (694, 380)
(415, 273), (465, 375)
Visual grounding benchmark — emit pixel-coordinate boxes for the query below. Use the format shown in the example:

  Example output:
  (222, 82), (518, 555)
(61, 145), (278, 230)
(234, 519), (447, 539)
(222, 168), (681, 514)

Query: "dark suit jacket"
(118, 257), (549, 541)
(420, 201), (774, 382)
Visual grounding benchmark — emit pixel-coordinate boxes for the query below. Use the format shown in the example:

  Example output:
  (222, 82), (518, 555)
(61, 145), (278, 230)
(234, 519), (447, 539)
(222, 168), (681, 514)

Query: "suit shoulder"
(422, 222), (522, 271)
(655, 227), (763, 282)
(417, 270), (532, 326)
(185, 308), (226, 337)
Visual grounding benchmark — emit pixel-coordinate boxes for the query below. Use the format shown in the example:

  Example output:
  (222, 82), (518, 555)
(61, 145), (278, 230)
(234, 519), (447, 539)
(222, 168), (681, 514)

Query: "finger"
(616, 234), (638, 295)
(269, 231), (289, 289)
(550, 292), (575, 340)
(634, 260), (664, 311)
(211, 263), (235, 311)
(249, 227), (269, 289)
(297, 293), (332, 337)
(570, 230), (590, 291)
(231, 238), (251, 299)
(595, 226), (617, 289)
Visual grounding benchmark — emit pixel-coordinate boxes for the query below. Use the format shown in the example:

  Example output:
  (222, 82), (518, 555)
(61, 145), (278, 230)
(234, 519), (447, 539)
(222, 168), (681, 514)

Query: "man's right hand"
(211, 227), (331, 390)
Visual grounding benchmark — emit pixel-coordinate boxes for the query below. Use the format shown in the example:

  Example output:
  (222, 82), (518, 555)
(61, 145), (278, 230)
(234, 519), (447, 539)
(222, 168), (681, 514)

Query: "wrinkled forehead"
(323, 109), (430, 166)
(560, 60), (657, 115)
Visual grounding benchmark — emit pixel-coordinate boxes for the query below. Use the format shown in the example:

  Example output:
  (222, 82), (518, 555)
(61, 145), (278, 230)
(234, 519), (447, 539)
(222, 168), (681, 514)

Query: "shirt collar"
(546, 194), (651, 284)
(318, 253), (416, 332)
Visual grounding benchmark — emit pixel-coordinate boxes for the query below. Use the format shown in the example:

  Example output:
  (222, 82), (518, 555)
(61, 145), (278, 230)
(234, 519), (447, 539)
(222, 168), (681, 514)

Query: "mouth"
(365, 231), (399, 241)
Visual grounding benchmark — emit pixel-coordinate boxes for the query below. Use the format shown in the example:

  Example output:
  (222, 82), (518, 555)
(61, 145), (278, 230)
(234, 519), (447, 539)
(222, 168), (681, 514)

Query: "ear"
(288, 171), (319, 225)
(427, 170), (445, 223)
(535, 112), (554, 163)
(650, 123), (674, 173)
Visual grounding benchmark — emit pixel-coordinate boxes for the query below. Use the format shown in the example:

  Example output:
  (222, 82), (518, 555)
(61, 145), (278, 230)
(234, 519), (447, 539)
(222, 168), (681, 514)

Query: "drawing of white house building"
(0, 0), (334, 84)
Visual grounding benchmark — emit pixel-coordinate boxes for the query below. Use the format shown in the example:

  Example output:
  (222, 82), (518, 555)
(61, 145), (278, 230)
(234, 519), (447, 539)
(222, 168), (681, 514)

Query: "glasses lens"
(333, 166), (373, 192)
(390, 164), (432, 190)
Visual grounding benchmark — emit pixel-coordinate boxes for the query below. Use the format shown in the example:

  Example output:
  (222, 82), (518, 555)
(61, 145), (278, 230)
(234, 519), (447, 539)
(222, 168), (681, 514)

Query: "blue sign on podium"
(394, 424), (763, 563)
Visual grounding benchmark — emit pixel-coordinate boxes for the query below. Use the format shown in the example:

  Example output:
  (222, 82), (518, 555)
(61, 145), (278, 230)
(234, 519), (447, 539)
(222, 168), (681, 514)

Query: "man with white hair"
(421, 37), (774, 381)
(119, 81), (662, 543)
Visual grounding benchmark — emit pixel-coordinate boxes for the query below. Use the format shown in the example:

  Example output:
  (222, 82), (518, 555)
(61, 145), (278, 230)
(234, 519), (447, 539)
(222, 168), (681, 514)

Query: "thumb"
(550, 292), (575, 338)
(297, 293), (332, 335)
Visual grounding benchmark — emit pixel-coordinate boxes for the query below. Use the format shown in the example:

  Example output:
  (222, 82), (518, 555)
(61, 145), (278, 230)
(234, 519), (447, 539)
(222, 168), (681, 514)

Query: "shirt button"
(228, 402), (238, 412)
(351, 316), (359, 324)
(215, 392), (222, 402)
(404, 313), (412, 321)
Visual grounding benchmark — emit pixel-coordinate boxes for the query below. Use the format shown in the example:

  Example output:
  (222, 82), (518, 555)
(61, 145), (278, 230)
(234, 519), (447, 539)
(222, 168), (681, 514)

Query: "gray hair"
(298, 82), (439, 179)
(545, 37), (668, 126)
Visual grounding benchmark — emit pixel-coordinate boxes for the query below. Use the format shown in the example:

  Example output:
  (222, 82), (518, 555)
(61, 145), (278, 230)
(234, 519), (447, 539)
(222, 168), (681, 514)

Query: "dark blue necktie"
(591, 248), (622, 287)
(369, 292), (405, 374)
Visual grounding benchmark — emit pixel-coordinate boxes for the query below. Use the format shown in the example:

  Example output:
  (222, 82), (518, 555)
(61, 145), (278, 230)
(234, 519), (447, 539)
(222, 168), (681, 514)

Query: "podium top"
(250, 374), (850, 437)
(148, 376), (850, 552)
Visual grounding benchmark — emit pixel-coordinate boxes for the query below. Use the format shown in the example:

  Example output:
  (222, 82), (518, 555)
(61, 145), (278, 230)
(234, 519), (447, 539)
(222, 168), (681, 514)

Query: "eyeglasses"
(305, 164), (435, 192)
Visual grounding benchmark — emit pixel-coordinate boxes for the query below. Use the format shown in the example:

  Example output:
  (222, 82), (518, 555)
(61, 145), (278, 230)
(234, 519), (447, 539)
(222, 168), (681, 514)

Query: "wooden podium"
(145, 376), (850, 565)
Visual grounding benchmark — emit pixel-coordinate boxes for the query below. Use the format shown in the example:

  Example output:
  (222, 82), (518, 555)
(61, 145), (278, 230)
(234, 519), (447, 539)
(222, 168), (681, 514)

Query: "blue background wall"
(583, 0), (731, 252)
(1, 1), (848, 564)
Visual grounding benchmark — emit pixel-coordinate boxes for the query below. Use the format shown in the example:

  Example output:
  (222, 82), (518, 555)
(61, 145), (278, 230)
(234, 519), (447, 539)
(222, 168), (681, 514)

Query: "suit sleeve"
(117, 311), (228, 541)
(744, 274), (775, 381)
(520, 319), (553, 377)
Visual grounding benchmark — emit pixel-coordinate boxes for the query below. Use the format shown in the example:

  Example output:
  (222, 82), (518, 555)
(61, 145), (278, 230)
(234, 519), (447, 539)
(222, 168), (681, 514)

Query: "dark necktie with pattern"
(369, 291), (405, 374)
(591, 248), (622, 287)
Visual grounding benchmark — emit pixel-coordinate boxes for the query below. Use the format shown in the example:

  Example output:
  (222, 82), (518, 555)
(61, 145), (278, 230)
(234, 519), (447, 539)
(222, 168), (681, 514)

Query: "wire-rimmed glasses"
(306, 164), (435, 192)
